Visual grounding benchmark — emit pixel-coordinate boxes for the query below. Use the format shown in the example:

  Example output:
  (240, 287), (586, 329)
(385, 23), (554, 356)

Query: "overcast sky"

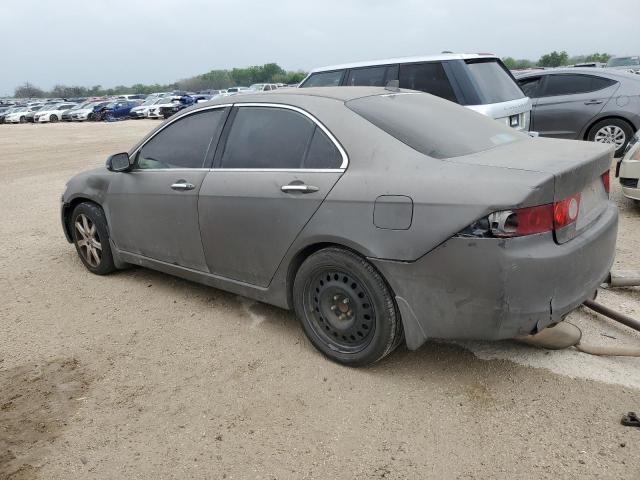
(1, 0), (639, 95)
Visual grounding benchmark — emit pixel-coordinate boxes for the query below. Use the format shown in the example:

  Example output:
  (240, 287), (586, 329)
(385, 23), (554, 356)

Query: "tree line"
(502, 51), (612, 70)
(13, 63), (308, 98)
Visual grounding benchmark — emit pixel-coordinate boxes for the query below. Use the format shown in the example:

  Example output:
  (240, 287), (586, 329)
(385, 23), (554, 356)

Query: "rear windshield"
(464, 59), (525, 104)
(346, 92), (526, 159)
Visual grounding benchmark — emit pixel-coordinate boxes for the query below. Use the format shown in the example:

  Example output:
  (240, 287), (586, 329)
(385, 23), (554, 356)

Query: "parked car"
(606, 56), (640, 74)
(25, 105), (47, 123)
(299, 53), (532, 131)
(34, 103), (78, 123)
(198, 89), (227, 96)
(226, 87), (249, 95)
(147, 97), (181, 119)
(61, 87), (616, 366)
(3, 106), (38, 124)
(516, 68), (640, 156)
(617, 132), (640, 202)
(102, 100), (141, 120)
(71, 101), (110, 121)
(159, 95), (210, 119)
(129, 97), (164, 119)
(62, 103), (91, 122)
(247, 83), (278, 92)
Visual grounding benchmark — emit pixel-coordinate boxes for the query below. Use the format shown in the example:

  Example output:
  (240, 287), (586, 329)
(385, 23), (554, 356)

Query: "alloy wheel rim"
(305, 269), (376, 353)
(74, 213), (102, 267)
(594, 125), (626, 149)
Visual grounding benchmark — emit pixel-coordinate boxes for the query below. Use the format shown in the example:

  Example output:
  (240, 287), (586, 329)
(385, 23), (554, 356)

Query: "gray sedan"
(516, 68), (640, 156)
(61, 87), (617, 365)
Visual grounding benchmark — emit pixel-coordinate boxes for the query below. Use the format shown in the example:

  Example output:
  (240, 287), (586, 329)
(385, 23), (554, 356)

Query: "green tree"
(14, 82), (45, 98)
(538, 51), (569, 67)
(502, 57), (535, 70)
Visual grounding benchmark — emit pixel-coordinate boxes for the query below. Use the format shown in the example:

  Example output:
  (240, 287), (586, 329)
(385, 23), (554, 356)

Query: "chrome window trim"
(231, 102), (348, 170)
(130, 101), (348, 172)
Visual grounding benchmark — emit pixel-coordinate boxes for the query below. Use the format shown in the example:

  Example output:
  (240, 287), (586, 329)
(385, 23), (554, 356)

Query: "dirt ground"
(1, 121), (639, 480)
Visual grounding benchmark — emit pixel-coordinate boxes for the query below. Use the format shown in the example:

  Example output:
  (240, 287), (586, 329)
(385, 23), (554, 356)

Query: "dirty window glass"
(347, 92), (526, 159)
(303, 127), (342, 169)
(518, 76), (543, 98)
(137, 109), (224, 169)
(221, 107), (315, 169)
(542, 74), (615, 96)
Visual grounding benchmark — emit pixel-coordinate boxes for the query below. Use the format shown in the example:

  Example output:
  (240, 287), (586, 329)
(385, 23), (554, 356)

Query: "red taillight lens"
(489, 194), (581, 237)
(553, 193), (581, 229)
(602, 170), (610, 195)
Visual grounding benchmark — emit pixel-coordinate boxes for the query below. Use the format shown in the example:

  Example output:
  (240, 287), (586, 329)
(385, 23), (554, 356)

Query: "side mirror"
(106, 152), (131, 172)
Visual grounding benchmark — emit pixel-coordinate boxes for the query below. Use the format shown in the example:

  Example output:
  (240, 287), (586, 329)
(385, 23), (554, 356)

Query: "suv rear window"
(301, 70), (345, 87)
(346, 93), (525, 159)
(464, 59), (524, 103)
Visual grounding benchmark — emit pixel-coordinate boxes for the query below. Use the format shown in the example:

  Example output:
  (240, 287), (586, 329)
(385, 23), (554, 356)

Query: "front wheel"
(588, 118), (634, 157)
(19, 116), (26, 123)
(293, 248), (403, 366)
(71, 202), (116, 275)
(49, 114), (58, 123)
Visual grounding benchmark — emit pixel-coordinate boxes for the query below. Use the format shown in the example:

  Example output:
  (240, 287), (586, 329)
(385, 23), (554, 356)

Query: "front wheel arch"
(63, 197), (103, 242)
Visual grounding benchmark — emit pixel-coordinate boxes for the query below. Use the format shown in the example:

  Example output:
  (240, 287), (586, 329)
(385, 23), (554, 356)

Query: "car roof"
(515, 67), (640, 80)
(309, 53), (497, 73)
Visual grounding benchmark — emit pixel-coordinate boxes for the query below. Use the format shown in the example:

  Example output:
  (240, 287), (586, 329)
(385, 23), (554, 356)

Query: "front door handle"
(171, 180), (195, 191)
(281, 184), (320, 194)
(584, 100), (604, 105)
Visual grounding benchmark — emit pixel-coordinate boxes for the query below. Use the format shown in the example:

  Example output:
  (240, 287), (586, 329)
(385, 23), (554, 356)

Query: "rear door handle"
(281, 184), (320, 194)
(171, 181), (195, 191)
(584, 100), (604, 105)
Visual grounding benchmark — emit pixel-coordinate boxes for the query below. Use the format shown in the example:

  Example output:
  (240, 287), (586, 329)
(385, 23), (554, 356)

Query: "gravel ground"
(1, 121), (639, 480)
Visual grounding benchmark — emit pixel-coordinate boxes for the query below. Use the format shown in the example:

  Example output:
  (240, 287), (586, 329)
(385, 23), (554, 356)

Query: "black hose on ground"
(583, 299), (640, 333)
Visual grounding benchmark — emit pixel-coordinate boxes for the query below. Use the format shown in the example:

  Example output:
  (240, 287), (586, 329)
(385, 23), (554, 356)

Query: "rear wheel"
(71, 202), (116, 275)
(588, 118), (634, 157)
(293, 248), (402, 366)
(50, 114), (58, 123)
(19, 116), (26, 123)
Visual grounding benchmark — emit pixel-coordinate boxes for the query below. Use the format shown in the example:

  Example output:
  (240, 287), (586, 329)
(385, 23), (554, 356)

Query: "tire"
(70, 202), (116, 275)
(19, 116), (26, 123)
(49, 114), (58, 123)
(292, 247), (403, 366)
(588, 118), (634, 157)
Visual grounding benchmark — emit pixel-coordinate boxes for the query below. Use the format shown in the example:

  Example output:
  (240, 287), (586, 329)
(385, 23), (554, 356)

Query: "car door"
(198, 104), (347, 287)
(529, 74), (618, 138)
(107, 107), (229, 271)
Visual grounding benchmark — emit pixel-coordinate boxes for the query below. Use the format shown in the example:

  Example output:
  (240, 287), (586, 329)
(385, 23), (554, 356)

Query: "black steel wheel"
(293, 248), (402, 366)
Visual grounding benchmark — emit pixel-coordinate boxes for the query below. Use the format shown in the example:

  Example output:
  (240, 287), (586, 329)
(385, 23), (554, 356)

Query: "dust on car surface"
(0, 121), (639, 479)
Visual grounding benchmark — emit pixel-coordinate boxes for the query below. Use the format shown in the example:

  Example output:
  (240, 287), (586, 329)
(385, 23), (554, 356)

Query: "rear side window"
(518, 76), (543, 98)
(301, 70), (344, 87)
(137, 109), (225, 169)
(398, 62), (457, 102)
(464, 59), (524, 103)
(303, 127), (342, 169)
(542, 74), (617, 96)
(346, 66), (387, 86)
(347, 93), (526, 159)
(221, 107), (315, 169)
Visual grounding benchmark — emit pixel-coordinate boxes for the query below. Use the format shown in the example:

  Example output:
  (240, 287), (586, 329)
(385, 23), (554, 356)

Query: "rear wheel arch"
(584, 115), (636, 140)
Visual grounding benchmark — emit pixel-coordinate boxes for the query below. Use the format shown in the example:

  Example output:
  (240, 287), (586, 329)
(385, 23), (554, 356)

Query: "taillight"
(602, 170), (610, 195)
(489, 194), (581, 237)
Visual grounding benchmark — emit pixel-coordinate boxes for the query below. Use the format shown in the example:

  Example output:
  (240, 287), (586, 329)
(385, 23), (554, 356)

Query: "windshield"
(347, 92), (525, 159)
(607, 56), (640, 67)
(142, 97), (158, 106)
(249, 84), (265, 90)
(464, 59), (525, 104)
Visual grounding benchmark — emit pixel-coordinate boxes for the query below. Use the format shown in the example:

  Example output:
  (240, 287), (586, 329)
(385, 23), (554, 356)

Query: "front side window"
(398, 62), (457, 102)
(346, 66), (387, 86)
(137, 109), (225, 169)
(542, 74), (616, 97)
(301, 70), (345, 88)
(221, 107), (315, 169)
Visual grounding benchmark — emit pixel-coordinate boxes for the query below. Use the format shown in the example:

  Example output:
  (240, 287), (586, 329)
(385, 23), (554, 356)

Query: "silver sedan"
(61, 87), (618, 365)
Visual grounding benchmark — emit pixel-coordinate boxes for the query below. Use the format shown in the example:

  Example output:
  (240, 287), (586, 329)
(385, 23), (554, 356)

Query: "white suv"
(299, 53), (531, 131)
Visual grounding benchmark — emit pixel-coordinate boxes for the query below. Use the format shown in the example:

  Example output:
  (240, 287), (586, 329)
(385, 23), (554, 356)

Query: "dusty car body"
(61, 87), (617, 365)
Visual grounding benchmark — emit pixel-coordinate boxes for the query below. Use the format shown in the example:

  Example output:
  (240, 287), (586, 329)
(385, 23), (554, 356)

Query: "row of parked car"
(0, 83), (292, 125)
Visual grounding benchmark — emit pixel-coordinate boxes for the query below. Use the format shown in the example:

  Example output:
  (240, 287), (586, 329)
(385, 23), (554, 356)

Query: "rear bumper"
(619, 158), (640, 200)
(371, 202), (618, 349)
